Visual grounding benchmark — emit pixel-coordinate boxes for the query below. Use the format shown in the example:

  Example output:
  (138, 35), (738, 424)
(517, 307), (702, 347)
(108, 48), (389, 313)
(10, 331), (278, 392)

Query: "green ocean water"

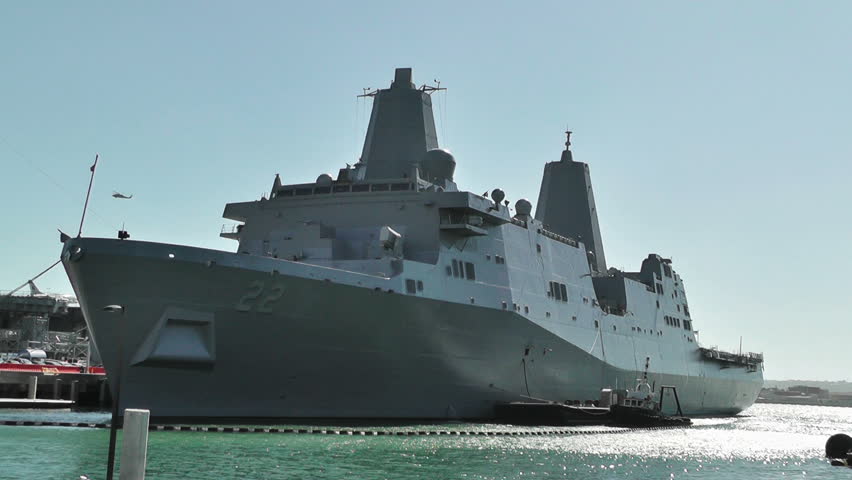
(0, 404), (848, 479)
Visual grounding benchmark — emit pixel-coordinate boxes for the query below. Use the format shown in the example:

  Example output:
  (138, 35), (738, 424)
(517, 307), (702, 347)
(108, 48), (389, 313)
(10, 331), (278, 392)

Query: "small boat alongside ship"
(496, 358), (692, 427)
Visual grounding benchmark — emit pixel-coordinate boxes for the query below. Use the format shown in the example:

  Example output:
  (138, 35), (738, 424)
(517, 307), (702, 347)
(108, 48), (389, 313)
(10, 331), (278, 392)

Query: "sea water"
(0, 404), (848, 479)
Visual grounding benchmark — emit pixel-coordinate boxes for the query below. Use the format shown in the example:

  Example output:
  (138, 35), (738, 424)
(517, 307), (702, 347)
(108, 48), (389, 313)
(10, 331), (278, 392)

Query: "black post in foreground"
(103, 305), (125, 480)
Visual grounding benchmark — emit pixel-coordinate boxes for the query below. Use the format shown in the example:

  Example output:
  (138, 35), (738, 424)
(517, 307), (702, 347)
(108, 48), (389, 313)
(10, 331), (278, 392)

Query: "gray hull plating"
(64, 238), (761, 419)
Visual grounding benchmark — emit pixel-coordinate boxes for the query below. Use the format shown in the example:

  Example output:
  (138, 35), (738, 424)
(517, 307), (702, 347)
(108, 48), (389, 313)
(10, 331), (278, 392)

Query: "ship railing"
(699, 347), (764, 365)
(535, 228), (580, 249)
(273, 181), (415, 198)
(509, 218), (527, 228)
(220, 224), (243, 234)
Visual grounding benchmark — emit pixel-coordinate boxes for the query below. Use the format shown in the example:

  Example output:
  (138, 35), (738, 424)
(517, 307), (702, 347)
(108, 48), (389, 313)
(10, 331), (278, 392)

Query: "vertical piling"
(27, 376), (38, 400)
(53, 378), (62, 399)
(70, 380), (79, 403)
(99, 380), (108, 408)
(119, 409), (150, 480)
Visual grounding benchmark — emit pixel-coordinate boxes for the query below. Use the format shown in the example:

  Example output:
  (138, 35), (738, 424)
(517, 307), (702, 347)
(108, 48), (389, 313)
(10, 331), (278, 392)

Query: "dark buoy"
(826, 433), (852, 459)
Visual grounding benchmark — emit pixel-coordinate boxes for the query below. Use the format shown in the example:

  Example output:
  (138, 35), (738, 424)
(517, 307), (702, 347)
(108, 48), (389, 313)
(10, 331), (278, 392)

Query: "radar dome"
(420, 149), (456, 184)
(515, 199), (532, 217)
(491, 188), (505, 205)
(316, 174), (333, 186)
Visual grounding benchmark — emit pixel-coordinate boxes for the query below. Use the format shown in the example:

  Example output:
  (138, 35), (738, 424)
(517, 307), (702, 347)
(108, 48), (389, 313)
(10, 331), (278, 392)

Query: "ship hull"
(63, 238), (762, 420)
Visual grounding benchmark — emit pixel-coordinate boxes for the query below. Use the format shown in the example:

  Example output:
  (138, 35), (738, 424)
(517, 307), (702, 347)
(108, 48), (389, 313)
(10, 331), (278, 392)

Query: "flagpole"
(77, 153), (99, 238)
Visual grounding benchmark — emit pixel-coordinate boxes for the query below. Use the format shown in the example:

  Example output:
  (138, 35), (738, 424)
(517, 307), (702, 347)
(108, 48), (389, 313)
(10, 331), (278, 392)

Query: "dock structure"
(0, 291), (107, 407)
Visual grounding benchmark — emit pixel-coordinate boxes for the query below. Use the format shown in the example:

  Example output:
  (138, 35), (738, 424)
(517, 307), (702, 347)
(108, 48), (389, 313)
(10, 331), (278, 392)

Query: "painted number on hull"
(236, 281), (284, 313)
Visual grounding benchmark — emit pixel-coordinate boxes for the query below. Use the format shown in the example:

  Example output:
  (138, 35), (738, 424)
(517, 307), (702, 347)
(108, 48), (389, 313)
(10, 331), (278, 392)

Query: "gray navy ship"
(62, 68), (764, 420)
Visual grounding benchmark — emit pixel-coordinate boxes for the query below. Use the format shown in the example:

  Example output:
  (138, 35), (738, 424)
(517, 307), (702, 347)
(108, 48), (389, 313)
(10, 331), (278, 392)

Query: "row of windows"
(484, 254), (506, 264)
(448, 259), (476, 281)
(548, 281), (568, 302)
(665, 315), (681, 328)
(405, 279), (424, 294)
(665, 315), (692, 331)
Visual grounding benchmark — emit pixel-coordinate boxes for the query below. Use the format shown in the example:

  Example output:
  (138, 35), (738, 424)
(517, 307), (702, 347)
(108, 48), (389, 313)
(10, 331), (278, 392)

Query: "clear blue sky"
(2, 2), (850, 381)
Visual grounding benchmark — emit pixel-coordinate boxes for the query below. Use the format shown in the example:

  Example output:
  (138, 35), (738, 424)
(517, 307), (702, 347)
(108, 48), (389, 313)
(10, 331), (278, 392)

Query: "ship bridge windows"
(371, 183), (390, 191)
(655, 284), (664, 295)
(352, 184), (370, 192)
(405, 279), (426, 294)
(450, 259), (476, 281)
(465, 262), (476, 280)
(548, 282), (568, 302)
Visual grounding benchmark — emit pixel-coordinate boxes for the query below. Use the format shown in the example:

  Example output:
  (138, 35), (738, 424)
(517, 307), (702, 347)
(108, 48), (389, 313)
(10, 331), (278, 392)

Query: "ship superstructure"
(61, 68), (763, 419)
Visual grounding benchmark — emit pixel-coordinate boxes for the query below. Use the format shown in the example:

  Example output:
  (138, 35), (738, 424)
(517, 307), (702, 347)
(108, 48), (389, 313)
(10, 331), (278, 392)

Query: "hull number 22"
(236, 280), (285, 313)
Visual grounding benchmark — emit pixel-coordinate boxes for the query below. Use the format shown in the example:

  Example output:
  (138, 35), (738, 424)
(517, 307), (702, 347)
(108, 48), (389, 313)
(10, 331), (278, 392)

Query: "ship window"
(352, 184), (370, 192)
(486, 254), (491, 260)
(663, 264), (672, 277)
(333, 185), (351, 193)
(278, 189), (294, 197)
(295, 187), (313, 196)
(445, 266), (452, 276)
(677, 304), (681, 312)
(314, 186), (331, 194)
(405, 279), (417, 294)
(594, 320), (599, 328)
(656, 284), (663, 295)
(451, 260), (460, 278)
(613, 325), (617, 331)
(656, 300), (660, 309)
(536, 244), (542, 253)
(684, 305), (690, 317)
(417, 280), (424, 291)
(559, 284), (568, 302)
(572, 316), (577, 321)
(371, 183), (390, 191)
(464, 262), (476, 280)
(583, 297), (589, 304)
(502, 301), (507, 310)
(546, 312), (551, 318)
(524, 306), (529, 314)
(391, 183), (411, 191)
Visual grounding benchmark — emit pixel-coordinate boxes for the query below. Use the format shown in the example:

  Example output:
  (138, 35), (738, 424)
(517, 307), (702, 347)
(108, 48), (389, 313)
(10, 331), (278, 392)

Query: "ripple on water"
(0, 403), (846, 479)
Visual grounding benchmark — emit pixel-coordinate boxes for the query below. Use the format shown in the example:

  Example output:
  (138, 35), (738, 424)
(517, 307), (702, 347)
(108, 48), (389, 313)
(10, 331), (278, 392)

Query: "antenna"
(358, 87), (378, 98)
(77, 153), (99, 238)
